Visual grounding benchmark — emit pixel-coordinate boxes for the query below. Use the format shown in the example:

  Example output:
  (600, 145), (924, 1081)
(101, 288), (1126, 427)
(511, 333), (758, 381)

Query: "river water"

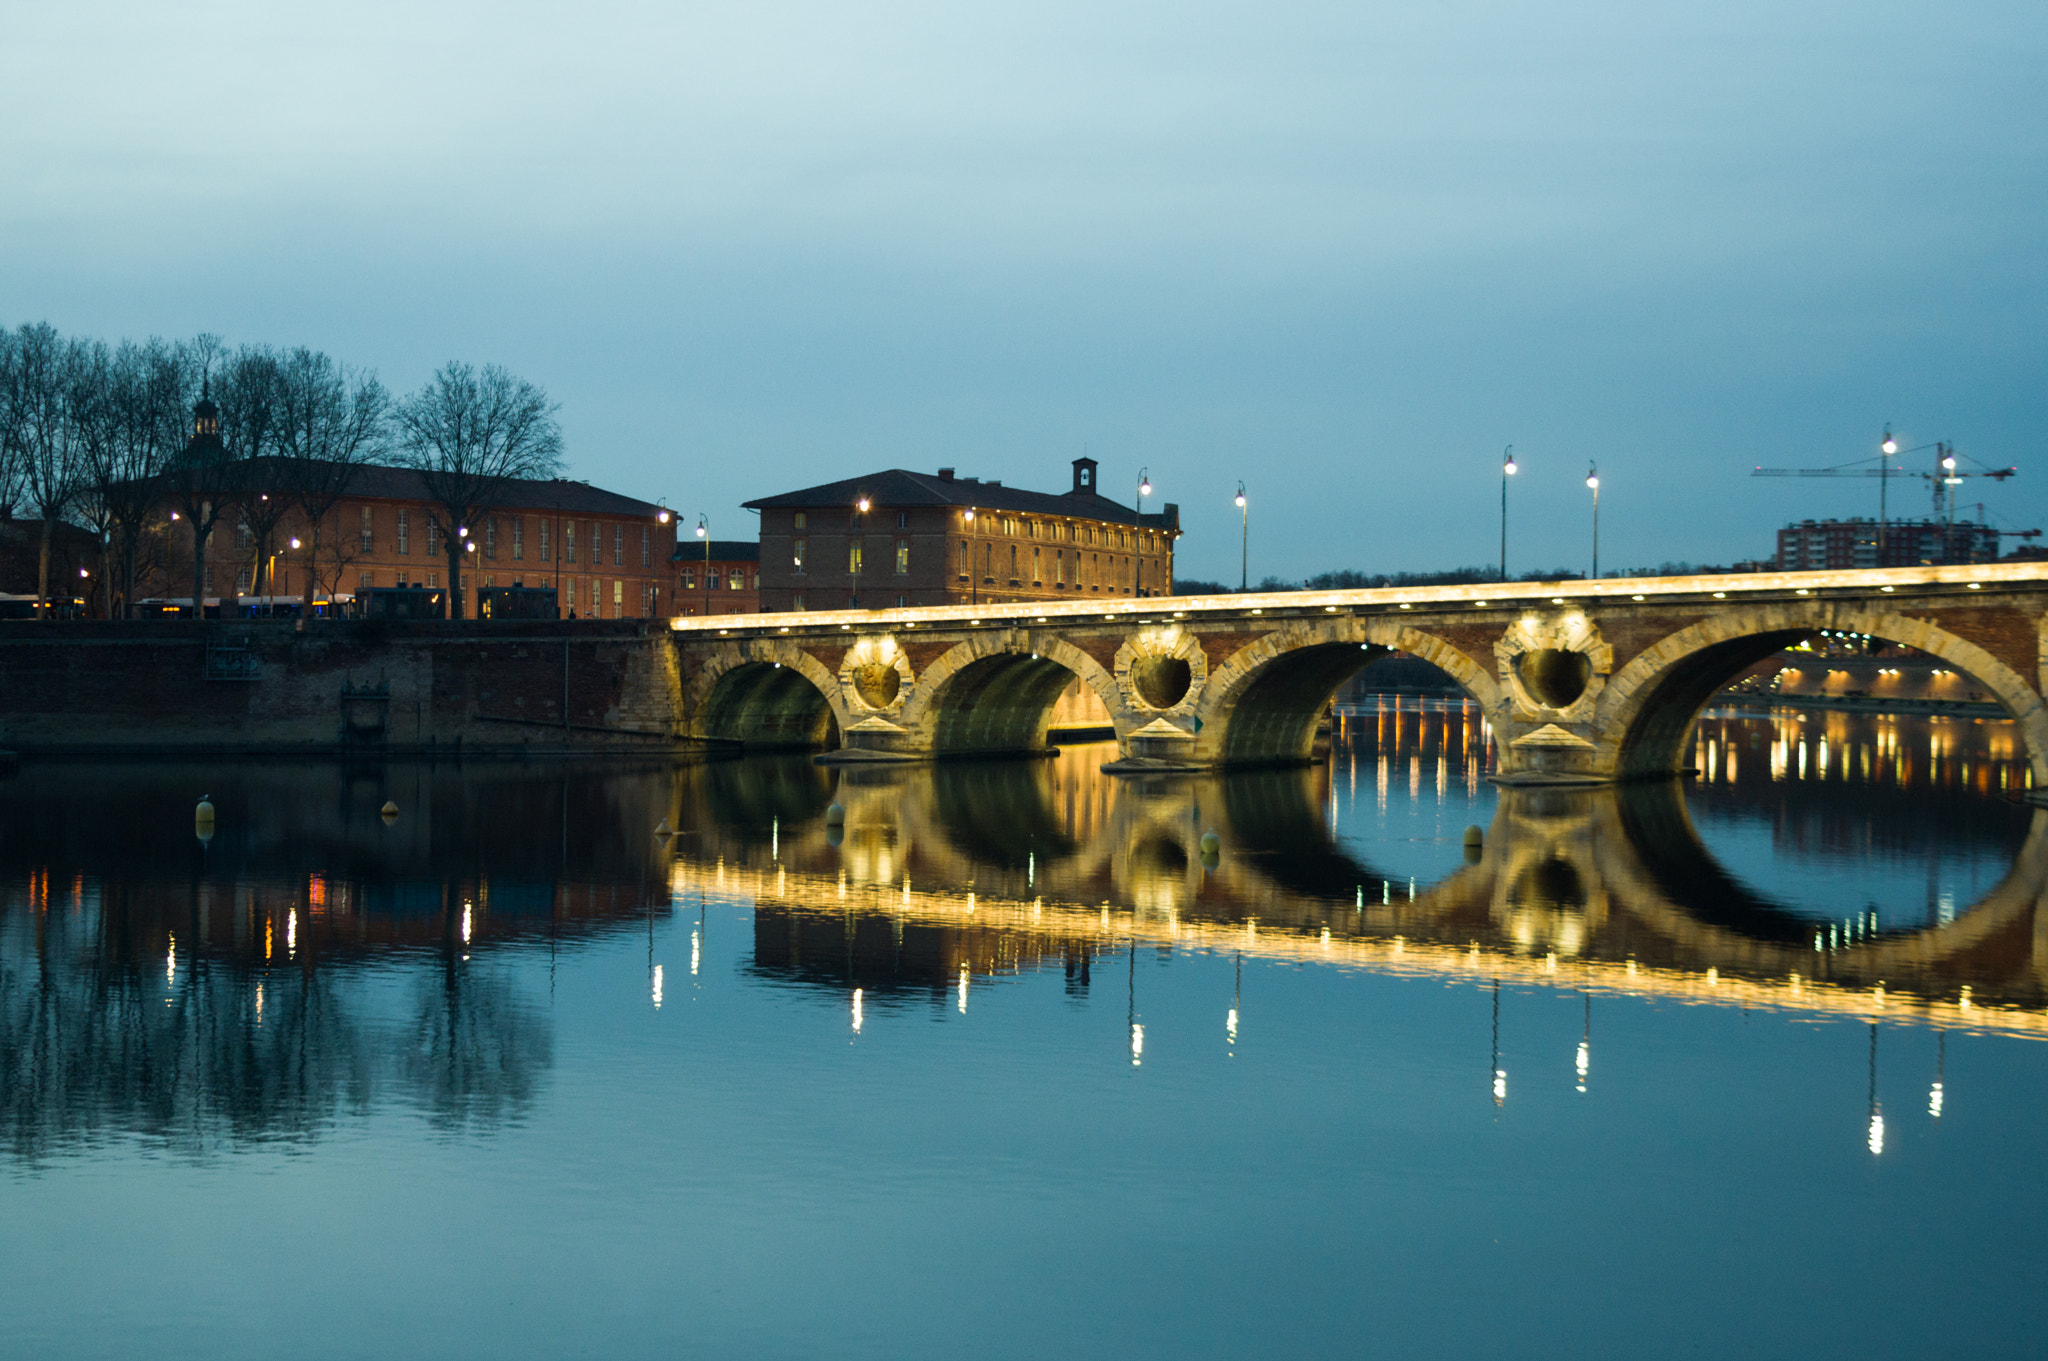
(2, 702), (2044, 1359)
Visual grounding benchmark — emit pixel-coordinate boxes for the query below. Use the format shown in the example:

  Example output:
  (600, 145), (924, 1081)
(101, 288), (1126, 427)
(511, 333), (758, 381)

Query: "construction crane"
(1752, 435), (2019, 560)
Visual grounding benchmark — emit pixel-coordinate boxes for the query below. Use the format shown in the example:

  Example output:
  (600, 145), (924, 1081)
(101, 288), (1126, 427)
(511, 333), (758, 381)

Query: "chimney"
(938, 467), (955, 480)
(1071, 456), (1098, 495)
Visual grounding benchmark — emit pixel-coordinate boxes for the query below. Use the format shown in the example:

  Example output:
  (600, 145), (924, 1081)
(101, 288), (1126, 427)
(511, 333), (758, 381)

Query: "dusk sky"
(4, 0), (2042, 583)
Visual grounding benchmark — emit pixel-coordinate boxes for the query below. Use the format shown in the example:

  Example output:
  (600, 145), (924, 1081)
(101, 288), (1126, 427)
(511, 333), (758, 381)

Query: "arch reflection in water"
(680, 714), (2048, 1034)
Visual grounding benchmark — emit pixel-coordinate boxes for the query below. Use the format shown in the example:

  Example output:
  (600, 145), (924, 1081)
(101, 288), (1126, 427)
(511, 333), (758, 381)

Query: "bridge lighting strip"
(668, 562), (2034, 636)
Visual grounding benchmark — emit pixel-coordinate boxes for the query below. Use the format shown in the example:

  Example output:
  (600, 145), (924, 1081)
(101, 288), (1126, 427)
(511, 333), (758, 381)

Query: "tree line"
(0, 322), (565, 619)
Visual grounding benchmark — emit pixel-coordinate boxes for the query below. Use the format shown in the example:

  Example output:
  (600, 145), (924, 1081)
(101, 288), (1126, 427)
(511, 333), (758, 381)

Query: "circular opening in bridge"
(1517, 648), (1592, 709)
(851, 662), (901, 709)
(1131, 655), (1192, 709)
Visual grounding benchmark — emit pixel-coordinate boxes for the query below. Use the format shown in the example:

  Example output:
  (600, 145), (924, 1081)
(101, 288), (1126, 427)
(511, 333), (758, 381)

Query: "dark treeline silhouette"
(0, 322), (563, 618)
(1175, 561), (1802, 595)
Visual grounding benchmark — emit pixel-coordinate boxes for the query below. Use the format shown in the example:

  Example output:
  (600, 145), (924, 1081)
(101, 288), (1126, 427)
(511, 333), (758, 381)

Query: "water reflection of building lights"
(852, 987), (864, 1034)
(652, 963), (664, 1009)
(1576, 988), (1590, 1093)
(166, 934), (176, 986)
(690, 927), (701, 976)
(1866, 1024), (1883, 1156)
(461, 902), (473, 944)
(1929, 1030), (1946, 1119)
(1227, 950), (1241, 1053)
(1489, 979), (1505, 1109)
(957, 964), (969, 1013)
(287, 909), (297, 958)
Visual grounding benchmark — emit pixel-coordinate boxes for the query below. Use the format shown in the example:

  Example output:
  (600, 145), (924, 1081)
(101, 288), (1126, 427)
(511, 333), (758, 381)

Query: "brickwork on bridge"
(668, 563), (2048, 784)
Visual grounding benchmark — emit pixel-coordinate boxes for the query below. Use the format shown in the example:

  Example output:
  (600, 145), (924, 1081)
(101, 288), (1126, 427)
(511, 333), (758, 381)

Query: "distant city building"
(1775, 517), (2000, 571)
(672, 540), (760, 615)
(745, 458), (1179, 612)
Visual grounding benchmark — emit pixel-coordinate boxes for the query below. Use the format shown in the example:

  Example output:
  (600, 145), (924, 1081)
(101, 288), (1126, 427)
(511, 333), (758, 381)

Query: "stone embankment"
(0, 619), (691, 757)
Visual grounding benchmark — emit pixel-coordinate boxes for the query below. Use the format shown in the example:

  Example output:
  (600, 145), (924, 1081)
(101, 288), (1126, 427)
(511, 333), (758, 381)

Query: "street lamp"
(1234, 483), (1248, 591)
(1138, 466), (1152, 508)
(963, 508), (977, 606)
(695, 515), (710, 618)
(1585, 462), (1600, 579)
(851, 496), (870, 607)
(1500, 446), (1517, 583)
(1878, 424), (1897, 562)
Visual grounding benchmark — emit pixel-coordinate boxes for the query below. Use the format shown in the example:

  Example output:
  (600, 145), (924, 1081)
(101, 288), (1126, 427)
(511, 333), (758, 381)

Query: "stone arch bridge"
(669, 563), (2048, 783)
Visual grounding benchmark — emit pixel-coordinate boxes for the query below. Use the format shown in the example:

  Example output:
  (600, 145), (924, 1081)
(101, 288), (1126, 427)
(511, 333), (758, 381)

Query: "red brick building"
(672, 539), (760, 616)
(745, 458), (1178, 612)
(158, 463), (678, 620)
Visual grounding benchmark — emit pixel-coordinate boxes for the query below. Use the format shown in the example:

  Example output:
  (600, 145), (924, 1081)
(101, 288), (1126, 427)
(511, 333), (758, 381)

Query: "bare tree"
(163, 334), (237, 611)
(0, 329), (30, 521)
(72, 340), (187, 617)
(390, 363), (563, 619)
(214, 347), (290, 601)
(272, 347), (388, 612)
(7, 325), (87, 614)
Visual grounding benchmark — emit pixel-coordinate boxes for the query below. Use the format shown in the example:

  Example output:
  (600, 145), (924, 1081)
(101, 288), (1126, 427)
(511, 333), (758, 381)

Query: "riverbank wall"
(0, 620), (689, 757)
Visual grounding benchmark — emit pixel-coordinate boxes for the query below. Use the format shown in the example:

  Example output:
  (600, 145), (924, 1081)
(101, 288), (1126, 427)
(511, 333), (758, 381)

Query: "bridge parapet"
(670, 563), (2048, 783)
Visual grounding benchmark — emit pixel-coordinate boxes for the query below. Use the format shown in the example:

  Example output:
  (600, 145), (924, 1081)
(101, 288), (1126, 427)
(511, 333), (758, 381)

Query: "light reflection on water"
(0, 707), (2045, 1359)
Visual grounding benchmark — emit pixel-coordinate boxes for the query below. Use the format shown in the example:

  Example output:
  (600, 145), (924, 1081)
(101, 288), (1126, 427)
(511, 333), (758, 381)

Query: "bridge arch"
(898, 631), (1130, 757)
(685, 639), (851, 750)
(1597, 603), (2048, 784)
(1192, 618), (1501, 767)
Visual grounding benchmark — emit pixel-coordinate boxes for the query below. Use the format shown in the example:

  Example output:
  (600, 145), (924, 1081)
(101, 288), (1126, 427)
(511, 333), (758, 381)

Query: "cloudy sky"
(3, 0), (2042, 583)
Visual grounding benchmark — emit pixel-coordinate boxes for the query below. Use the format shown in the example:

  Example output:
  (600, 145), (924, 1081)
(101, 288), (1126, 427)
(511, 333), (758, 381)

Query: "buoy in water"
(826, 824), (845, 847)
(1199, 830), (1220, 855)
(194, 796), (215, 824)
(655, 818), (672, 837)
(1462, 825), (1484, 848)
(825, 803), (846, 825)
(1199, 848), (1220, 871)
(380, 800), (399, 821)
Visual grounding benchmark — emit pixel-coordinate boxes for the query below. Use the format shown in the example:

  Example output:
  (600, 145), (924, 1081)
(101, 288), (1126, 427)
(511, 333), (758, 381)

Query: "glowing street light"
(1500, 446), (1518, 583)
(1235, 482), (1248, 591)
(696, 514), (710, 618)
(1878, 424), (1898, 560)
(1586, 462), (1600, 579)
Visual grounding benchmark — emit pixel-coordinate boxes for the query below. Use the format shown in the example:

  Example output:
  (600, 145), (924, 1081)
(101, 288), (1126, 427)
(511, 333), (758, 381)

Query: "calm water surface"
(2, 701), (2045, 1359)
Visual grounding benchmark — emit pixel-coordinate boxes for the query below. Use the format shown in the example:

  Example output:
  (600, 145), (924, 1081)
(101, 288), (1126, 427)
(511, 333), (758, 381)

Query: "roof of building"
(742, 469), (1176, 530)
(187, 457), (668, 518)
(671, 540), (760, 563)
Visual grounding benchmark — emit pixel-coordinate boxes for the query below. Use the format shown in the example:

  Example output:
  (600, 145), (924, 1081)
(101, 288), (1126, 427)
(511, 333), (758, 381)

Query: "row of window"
(959, 542), (1153, 590)
(786, 509), (1160, 552)
(788, 539), (913, 576)
(346, 507), (657, 567)
(678, 567), (757, 590)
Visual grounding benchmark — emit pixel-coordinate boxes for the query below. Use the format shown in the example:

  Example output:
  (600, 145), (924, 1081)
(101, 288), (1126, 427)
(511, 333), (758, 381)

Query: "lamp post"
(1585, 463), (1599, 579)
(1137, 468), (1152, 597)
(695, 515), (710, 618)
(1234, 482), (1247, 591)
(1879, 423), (1898, 564)
(850, 496), (870, 608)
(1500, 446), (1517, 582)
(963, 508), (978, 606)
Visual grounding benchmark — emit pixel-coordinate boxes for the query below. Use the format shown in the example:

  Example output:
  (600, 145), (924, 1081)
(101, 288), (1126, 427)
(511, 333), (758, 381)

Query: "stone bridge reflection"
(667, 752), (2048, 1034)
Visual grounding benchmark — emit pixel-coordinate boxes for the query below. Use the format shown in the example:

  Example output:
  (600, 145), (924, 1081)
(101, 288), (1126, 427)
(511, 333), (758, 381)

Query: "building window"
(896, 511), (909, 529)
(513, 517), (524, 561)
(589, 579), (600, 615)
(1009, 545), (1018, 581)
(359, 571), (373, 591)
(897, 595), (908, 607)
(959, 540), (970, 578)
(485, 518), (497, 559)
(641, 526), (651, 567)
(680, 567), (695, 589)
(589, 523), (600, 566)
(235, 568), (250, 595)
(1055, 549), (1064, 584)
(793, 538), (806, 575)
(539, 521), (550, 562)
(565, 521), (576, 564)
(708, 567), (721, 589)
(613, 524), (624, 566)
(613, 580), (623, 616)
(425, 573), (439, 588)
(1032, 546), (1040, 583)
(793, 512), (808, 530)
(237, 520), (252, 551)
(894, 540), (909, 574)
(727, 569), (744, 589)
(359, 505), (374, 552)
(848, 541), (863, 574)
(425, 519), (440, 558)
(793, 592), (806, 611)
